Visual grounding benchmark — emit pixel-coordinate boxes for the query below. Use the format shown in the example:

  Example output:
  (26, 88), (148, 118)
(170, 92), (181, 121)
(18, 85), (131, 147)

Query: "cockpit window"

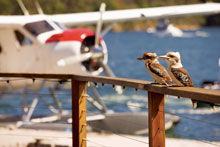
(24, 20), (54, 36)
(14, 30), (32, 46)
(54, 21), (66, 30)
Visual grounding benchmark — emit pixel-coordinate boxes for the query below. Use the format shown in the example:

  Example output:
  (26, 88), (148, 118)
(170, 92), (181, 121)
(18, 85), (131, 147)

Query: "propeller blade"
(57, 53), (92, 67)
(89, 83), (107, 113)
(95, 3), (106, 48)
(100, 62), (123, 94)
(101, 22), (116, 37)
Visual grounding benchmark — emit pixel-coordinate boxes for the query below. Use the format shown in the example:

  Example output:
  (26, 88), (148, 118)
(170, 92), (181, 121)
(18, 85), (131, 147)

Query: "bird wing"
(171, 67), (194, 86)
(148, 63), (172, 81)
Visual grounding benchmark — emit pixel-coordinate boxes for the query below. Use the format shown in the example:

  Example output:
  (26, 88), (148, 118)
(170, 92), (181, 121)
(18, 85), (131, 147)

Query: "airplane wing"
(50, 3), (220, 26)
(0, 3), (220, 28)
(0, 15), (47, 28)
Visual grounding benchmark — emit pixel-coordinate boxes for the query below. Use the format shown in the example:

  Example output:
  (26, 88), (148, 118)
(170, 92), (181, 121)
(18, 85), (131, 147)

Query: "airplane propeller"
(57, 3), (123, 94)
(57, 52), (92, 67)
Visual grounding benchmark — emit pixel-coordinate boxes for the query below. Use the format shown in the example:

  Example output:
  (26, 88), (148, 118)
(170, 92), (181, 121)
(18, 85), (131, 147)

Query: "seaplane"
(0, 0), (220, 133)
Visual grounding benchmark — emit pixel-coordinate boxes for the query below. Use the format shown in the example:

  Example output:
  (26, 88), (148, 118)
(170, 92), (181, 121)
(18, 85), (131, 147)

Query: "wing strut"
(17, 0), (29, 16)
(34, 0), (44, 14)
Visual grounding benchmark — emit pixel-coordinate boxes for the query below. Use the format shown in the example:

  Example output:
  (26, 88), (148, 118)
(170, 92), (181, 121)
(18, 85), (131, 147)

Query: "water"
(0, 27), (220, 142)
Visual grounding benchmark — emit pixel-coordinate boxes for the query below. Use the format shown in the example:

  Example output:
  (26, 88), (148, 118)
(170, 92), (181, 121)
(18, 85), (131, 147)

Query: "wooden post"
(72, 80), (87, 147)
(148, 92), (165, 147)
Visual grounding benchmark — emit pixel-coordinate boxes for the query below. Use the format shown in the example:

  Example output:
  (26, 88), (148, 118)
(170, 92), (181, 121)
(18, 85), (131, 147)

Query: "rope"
(173, 132), (220, 147)
(0, 133), (72, 139)
(90, 126), (149, 145)
(160, 110), (220, 128)
(84, 138), (110, 147)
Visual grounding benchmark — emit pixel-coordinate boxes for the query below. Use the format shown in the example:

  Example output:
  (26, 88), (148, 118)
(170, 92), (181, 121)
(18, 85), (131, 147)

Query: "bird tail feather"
(191, 99), (197, 109)
(191, 99), (217, 112)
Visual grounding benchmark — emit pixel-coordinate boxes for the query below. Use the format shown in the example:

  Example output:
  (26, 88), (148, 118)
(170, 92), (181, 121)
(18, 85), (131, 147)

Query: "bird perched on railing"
(137, 52), (172, 86)
(159, 52), (216, 111)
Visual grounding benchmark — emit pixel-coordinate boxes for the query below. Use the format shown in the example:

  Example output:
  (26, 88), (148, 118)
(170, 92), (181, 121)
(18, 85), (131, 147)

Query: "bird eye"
(169, 55), (174, 58)
(144, 55), (150, 59)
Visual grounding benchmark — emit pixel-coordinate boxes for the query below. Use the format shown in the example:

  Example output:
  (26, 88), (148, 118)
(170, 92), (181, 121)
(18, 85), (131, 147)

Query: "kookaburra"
(160, 52), (216, 111)
(137, 52), (172, 86)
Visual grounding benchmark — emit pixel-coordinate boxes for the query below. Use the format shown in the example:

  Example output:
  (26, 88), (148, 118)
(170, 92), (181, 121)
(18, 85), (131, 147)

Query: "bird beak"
(137, 57), (144, 60)
(159, 55), (169, 60)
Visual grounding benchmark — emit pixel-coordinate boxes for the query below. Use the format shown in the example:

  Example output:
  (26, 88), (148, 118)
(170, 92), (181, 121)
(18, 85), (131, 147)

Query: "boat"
(147, 19), (183, 37)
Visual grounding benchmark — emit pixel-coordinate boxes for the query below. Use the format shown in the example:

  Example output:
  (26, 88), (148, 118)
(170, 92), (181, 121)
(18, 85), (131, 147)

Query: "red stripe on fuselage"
(45, 28), (102, 43)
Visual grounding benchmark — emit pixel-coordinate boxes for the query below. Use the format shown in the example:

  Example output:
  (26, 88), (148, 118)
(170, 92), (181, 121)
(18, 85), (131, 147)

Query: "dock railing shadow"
(0, 72), (220, 147)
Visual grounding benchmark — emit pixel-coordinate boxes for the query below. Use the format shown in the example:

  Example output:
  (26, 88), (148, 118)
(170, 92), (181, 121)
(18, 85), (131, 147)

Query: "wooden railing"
(0, 72), (220, 147)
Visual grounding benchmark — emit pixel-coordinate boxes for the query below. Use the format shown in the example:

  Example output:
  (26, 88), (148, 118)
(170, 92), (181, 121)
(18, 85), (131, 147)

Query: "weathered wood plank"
(72, 80), (87, 147)
(148, 92), (165, 147)
(0, 72), (219, 103)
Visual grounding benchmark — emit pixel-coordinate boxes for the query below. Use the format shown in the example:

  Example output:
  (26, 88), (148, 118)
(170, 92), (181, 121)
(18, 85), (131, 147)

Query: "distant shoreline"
(112, 24), (202, 32)
(175, 24), (200, 30)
